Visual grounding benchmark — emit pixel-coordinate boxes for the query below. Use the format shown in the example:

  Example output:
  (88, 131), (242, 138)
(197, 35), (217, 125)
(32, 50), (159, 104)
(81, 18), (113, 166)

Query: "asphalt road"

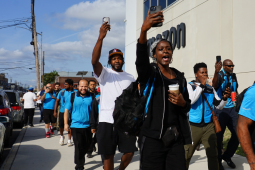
(0, 124), (22, 167)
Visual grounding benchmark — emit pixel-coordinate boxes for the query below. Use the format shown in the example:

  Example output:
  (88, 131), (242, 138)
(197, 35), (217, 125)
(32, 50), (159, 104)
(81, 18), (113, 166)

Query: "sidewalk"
(2, 109), (250, 170)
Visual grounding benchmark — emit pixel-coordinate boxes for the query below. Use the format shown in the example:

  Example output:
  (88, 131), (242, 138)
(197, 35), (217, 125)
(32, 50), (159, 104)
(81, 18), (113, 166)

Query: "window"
(151, 0), (157, 7)
(159, 0), (166, 9)
(144, 0), (150, 20)
(144, 0), (178, 18)
(167, 0), (177, 6)
(0, 96), (3, 108)
(6, 92), (17, 106)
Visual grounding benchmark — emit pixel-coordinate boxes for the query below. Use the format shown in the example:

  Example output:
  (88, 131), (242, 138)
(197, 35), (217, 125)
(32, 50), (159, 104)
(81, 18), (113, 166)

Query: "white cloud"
(1, 0), (127, 87)
(62, 0), (126, 30)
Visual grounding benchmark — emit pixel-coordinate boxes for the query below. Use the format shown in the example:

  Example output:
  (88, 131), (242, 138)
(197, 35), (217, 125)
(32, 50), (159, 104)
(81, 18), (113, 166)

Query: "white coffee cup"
(169, 84), (179, 95)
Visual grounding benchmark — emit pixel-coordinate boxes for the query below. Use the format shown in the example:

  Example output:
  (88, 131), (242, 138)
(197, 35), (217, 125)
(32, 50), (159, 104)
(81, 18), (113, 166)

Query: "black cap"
(109, 48), (123, 58)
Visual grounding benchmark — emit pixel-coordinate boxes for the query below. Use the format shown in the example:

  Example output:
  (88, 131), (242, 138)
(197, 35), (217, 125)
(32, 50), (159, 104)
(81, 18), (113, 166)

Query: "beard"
(111, 64), (123, 72)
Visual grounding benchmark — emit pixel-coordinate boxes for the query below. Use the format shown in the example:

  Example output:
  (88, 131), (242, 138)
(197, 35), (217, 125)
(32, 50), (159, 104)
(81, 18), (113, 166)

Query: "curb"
(0, 127), (27, 170)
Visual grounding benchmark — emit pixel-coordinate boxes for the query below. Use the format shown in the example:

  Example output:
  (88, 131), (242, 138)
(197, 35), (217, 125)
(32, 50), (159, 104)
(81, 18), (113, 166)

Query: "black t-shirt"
(162, 74), (180, 129)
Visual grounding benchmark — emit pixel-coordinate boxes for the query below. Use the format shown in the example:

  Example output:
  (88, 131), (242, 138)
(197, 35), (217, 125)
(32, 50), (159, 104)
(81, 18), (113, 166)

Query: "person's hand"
(223, 87), (231, 99)
(98, 22), (111, 40)
(54, 111), (57, 118)
(141, 9), (164, 33)
(168, 91), (186, 107)
(51, 95), (56, 99)
(91, 129), (96, 133)
(199, 76), (208, 86)
(215, 61), (222, 73)
(45, 88), (50, 93)
(64, 124), (70, 132)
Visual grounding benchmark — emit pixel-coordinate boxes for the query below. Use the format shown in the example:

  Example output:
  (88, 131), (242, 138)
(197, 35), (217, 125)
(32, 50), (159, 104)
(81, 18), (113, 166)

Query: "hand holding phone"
(215, 56), (222, 73)
(150, 6), (163, 27)
(216, 56), (221, 63)
(102, 17), (110, 25)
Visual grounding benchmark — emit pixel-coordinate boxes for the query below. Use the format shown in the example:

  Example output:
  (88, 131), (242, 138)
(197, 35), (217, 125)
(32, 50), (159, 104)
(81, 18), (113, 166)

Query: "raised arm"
(138, 9), (164, 44)
(136, 9), (164, 85)
(237, 115), (255, 169)
(212, 61), (222, 89)
(91, 22), (111, 77)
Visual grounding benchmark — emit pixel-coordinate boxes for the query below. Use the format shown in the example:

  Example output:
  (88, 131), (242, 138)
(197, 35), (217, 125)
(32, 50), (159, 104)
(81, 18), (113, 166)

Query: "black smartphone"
(225, 82), (231, 89)
(216, 56), (221, 63)
(102, 17), (110, 25)
(150, 6), (163, 27)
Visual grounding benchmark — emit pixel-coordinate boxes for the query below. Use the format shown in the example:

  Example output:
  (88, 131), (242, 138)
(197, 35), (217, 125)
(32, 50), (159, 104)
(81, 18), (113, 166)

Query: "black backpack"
(113, 73), (156, 136)
(235, 86), (250, 113)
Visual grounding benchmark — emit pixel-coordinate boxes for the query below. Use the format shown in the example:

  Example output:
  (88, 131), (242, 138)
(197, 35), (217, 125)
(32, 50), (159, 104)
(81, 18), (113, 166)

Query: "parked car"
(0, 90), (14, 145)
(4, 90), (24, 127)
(0, 122), (5, 160)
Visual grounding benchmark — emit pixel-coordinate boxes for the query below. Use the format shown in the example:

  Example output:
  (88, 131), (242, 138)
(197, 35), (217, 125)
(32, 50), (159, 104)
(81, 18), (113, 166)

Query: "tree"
(44, 70), (59, 85)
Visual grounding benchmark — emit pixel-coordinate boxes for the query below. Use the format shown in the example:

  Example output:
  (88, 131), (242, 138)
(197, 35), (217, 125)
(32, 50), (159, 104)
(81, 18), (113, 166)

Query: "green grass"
(223, 127), (245, 157)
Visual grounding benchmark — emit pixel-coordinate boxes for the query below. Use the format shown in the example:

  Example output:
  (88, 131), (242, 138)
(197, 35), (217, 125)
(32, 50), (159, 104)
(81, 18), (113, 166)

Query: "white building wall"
(125, 0), (137, 78)
(125, 0), (255, 91)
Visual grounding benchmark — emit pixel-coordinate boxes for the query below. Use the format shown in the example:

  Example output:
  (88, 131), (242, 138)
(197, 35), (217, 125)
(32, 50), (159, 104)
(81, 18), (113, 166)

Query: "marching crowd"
(21, 10), (255, 170)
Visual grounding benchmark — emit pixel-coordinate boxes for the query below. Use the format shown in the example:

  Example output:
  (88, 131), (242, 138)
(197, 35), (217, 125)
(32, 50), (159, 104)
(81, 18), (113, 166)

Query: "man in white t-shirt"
(22, 88), (37, 127)
(91, 22), (137, 170)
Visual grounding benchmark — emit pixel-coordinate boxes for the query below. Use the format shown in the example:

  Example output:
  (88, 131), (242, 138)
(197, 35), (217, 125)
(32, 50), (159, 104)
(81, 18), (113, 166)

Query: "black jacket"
(90, 96), (100, 129)
(136, 42), (192, 145)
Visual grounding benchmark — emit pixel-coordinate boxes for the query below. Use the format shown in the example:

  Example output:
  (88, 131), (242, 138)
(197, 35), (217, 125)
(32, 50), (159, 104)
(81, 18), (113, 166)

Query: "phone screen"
(102, 17), (110, 25)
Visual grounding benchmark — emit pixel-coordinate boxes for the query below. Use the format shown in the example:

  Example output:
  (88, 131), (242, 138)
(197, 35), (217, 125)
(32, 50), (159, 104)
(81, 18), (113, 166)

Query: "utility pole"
(31, 0), (40, 92)
(42, 51), (45, 86)
(40, 31), (42, 88)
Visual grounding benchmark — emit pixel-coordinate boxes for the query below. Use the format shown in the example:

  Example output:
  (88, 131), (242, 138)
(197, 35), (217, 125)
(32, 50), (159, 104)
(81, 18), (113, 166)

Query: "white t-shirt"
(23, 92), (37, 109)
(36, 91), (42, 104)
(94, 67), (135, 123)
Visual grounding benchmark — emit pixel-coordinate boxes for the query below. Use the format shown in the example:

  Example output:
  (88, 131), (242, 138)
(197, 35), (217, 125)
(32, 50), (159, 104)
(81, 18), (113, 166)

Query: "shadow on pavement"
(10, 145), (61, 170)
(86, 151), (140, 170)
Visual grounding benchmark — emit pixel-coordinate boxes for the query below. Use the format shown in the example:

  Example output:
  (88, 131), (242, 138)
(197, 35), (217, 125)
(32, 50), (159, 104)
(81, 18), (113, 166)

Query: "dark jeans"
(24, 108), (35, 125)
(39, 104), (43, 120)
(215, 107), (239, 162)
(139, 135), (186, 170)
(87, 133), (97, 154)
(71, 128), (92, 169)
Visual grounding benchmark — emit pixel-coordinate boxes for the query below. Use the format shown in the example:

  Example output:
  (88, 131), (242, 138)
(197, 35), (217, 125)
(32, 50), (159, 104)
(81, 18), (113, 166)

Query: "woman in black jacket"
(136, 10), (192, 170)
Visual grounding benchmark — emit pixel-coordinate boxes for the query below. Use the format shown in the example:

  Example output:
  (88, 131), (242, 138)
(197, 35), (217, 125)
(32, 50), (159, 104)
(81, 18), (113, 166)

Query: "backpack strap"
(61, 90), (65, 96)
(219, 71), (225, 86)
(71, 92), (76, 106)
(189, 81), (197, 91)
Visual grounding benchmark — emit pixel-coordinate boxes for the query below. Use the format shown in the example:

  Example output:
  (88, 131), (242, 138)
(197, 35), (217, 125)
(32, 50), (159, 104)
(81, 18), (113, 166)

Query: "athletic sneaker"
(67, 141), (73, 147)
(59, 136), (65, 146)
(50, 129), (54, 135)
(23, 125), (27, 128)
(46, 132), (50, 138)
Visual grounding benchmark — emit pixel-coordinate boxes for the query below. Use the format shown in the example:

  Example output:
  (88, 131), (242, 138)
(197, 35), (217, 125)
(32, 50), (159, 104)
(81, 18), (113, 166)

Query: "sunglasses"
(225, 65), (235, 68)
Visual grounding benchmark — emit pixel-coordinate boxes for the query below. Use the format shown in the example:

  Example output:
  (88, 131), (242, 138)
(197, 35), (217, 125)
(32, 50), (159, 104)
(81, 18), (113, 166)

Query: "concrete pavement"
(1, 109), (250, 170)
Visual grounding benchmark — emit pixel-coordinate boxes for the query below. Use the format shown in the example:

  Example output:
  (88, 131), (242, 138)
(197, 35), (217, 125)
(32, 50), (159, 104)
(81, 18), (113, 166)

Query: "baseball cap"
(109, 49), (123, 58)
(28, 87), (34, 91)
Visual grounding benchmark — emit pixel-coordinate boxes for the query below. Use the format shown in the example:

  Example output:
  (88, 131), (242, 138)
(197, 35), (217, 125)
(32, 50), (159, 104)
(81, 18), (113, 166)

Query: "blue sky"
(0, 0), (126, 88)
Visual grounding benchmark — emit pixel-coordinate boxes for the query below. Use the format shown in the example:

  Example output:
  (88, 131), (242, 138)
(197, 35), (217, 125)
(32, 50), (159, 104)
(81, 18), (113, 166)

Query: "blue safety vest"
(189, 82), (215, 124)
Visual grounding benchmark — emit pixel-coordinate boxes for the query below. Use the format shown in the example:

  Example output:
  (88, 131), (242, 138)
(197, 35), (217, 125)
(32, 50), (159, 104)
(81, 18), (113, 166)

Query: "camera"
(150, 6), (156, 11)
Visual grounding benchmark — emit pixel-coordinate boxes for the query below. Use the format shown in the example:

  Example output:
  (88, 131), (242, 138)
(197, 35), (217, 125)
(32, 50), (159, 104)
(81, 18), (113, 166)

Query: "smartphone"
(216, 56), (221, 63)
(225, 82), (231, 89)
(150, 6), (163, 27)
(102, 17), (110, 25)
